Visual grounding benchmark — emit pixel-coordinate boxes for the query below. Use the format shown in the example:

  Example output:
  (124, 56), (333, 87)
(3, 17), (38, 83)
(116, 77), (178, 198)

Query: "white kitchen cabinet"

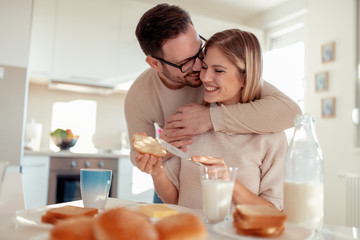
(51, 0), (121, 87)
(28, 0), (150, 89)
(22, 156), (50, 209)
(28, 0), (56, 80)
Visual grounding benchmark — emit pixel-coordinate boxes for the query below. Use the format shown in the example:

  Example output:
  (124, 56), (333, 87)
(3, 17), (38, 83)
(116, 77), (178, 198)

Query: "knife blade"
(158, 138), (202, 166)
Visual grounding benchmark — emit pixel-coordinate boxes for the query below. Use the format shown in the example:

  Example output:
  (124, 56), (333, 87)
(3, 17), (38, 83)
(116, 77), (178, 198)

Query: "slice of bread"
(50, 217), (96, 240)
(234, 205), (287, 229)
(232, 204), (287, 238)
(235, 224), (285, 238)
(41, 206), (98, 224)
(133, 133), (166, 157)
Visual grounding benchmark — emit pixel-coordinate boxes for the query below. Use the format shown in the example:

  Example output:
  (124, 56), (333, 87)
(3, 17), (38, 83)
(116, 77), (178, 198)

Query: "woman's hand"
(135, 153), (163, 175)
(192, 156), (231, 180)
(191, 155), (227, 168)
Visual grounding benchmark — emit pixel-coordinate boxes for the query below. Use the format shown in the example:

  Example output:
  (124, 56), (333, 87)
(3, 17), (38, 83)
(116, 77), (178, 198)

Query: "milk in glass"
(201, 179), (234, 223)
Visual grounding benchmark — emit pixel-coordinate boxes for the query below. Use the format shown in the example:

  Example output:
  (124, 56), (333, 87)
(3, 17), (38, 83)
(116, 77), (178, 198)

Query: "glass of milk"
(200, 165), (238, 224)
(80, 169), (112, 209)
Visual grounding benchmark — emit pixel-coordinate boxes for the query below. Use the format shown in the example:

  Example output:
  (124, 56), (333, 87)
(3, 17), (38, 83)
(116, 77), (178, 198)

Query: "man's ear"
(146, 56), (162, 72)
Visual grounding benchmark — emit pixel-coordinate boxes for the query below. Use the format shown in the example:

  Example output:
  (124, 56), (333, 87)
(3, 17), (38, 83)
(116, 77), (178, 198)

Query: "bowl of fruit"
(50, 128), (79, 150)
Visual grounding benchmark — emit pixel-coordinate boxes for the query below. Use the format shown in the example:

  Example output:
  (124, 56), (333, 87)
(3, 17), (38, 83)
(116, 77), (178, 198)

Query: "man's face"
(158, 24), (204, 89)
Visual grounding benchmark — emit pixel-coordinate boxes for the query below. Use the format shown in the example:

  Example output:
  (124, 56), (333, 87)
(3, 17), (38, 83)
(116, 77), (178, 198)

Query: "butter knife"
(157, 138), (202, 166)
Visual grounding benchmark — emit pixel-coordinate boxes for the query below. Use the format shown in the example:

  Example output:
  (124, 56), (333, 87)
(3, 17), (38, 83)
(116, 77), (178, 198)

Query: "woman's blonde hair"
(204, 29), (263, 103)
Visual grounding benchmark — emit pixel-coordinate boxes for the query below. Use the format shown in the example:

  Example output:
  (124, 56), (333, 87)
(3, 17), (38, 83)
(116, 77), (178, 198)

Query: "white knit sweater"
(164, 125), (288, 210)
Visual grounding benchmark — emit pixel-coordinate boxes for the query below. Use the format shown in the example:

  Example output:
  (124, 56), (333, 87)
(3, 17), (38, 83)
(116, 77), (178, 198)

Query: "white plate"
(15, 199), (198, 229)
(15, 198), (129, 229)
(212, 221), (314, 240)
(16, 207), (54, 229)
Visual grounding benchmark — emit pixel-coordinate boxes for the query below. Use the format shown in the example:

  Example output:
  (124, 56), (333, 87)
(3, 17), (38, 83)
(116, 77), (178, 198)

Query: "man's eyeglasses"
(153, 35), (207, 73)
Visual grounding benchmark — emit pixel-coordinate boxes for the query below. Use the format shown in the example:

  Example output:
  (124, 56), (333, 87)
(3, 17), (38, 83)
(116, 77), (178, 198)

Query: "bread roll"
(94, 207), (158, 240)
(155, 213), (207, 240)
(133, 133), (166, 157)
(50, 217), (96, 240)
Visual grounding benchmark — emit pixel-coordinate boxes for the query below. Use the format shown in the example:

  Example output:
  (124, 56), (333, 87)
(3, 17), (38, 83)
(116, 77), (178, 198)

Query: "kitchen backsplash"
(26, 83), (129, 152)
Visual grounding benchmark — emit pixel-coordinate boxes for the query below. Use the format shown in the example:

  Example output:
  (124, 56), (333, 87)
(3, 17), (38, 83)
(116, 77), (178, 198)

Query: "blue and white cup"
(80, 168), (112, 209)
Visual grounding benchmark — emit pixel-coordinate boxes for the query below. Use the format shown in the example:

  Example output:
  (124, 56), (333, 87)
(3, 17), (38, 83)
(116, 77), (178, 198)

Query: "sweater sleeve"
(124, 89), (156, 166)
(164, 157), (181, 191)
(258, 132), (288, 210)
(210, 81), (302, 134)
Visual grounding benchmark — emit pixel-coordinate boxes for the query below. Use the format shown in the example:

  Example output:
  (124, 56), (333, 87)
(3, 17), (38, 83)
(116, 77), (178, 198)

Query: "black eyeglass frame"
(153, 35), (207, 73)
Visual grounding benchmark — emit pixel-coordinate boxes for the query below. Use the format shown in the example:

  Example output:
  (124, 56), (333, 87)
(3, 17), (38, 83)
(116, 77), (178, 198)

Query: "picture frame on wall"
(315, 71), (329, 92)
(321, 97), (336, 118)
(321, 42), (335, 63)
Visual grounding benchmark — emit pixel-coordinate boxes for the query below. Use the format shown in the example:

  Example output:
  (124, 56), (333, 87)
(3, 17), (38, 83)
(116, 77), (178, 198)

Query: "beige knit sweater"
(125, 68), (300, 165)
(164, 124), (288, 210)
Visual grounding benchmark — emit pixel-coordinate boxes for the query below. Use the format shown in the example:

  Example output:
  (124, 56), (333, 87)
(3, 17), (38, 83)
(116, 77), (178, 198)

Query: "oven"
(48, 157), (118, 205)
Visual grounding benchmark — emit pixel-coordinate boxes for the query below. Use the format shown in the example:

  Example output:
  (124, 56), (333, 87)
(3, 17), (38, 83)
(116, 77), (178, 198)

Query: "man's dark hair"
(135, 3), (193, 57)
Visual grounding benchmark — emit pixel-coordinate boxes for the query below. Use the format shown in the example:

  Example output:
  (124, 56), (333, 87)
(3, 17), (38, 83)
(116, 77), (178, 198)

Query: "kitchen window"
(50, 99), (97, 153)
(263, 27), (305, 142)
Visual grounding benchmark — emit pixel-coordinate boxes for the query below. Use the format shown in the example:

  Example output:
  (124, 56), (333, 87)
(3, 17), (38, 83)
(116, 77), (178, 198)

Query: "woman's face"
(200, 46), (244, 105)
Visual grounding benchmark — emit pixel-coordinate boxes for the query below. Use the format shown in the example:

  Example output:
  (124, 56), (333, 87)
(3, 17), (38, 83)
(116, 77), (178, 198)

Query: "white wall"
(0, 0), (32, 166)
(305, 0), (359, 226)
(249, 0), (359, 227)
(0, 0), (32, 68)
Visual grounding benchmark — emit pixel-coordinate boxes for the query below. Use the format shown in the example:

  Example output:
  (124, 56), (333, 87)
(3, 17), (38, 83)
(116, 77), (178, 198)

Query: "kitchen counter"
(24, 149), (130, 159)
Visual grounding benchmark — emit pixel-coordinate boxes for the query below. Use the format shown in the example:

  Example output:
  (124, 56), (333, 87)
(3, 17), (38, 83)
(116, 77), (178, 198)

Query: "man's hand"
(135, 153), (163, 175)
(165, 103), (212, 138)
(159, 129), (193, 161)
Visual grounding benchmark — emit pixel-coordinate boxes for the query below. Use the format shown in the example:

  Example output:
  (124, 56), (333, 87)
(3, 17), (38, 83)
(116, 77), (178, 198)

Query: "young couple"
(125, 4), (301, 210)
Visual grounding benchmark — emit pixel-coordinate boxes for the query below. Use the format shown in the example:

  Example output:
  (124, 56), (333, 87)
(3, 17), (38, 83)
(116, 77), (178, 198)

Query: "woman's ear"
(240, 73), (246, 88)
(146, 56), (162, 72)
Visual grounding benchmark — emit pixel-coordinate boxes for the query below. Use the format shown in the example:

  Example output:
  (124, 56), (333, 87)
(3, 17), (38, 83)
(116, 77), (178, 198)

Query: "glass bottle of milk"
(284, 114), (324, 232)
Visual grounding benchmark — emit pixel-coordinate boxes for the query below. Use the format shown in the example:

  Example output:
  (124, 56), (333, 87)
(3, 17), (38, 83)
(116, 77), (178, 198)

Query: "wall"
(305, 0), (359, 226)
(248, 0), (359, 227)
(0, 1), (32, 166)
(26, 83), (128, 151)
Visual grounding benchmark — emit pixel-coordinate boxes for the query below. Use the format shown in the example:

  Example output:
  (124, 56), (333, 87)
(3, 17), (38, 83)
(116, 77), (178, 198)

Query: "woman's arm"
(151, 165), (179, 204)
(210, 81), (302, 134)
(232, 179), (274, 207)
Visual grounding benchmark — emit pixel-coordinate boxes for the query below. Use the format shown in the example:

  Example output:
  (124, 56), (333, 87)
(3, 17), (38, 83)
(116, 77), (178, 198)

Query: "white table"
(0, 198), (358, 240)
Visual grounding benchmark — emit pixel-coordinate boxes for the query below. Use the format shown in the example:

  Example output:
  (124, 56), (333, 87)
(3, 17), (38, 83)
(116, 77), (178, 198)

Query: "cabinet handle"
(98, 161), (104, 168)
(85, 161), (91, 168)
(71, 161), (76, 168)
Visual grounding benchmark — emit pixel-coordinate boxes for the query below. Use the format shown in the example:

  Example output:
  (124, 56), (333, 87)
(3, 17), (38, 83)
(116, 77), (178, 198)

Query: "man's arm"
(124, 92), (156, 166)
(165, 81), (301, 137)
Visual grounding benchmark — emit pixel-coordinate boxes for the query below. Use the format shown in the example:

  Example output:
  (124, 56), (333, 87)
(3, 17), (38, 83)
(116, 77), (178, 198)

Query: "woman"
(146, 29), (287, 210)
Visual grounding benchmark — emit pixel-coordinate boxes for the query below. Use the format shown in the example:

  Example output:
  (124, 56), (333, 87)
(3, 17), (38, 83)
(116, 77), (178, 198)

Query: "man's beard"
(162, 67), (202, 88)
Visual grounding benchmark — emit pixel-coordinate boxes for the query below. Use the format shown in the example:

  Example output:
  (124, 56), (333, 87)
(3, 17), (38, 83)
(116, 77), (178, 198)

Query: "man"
(124, 4), (301, 201)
